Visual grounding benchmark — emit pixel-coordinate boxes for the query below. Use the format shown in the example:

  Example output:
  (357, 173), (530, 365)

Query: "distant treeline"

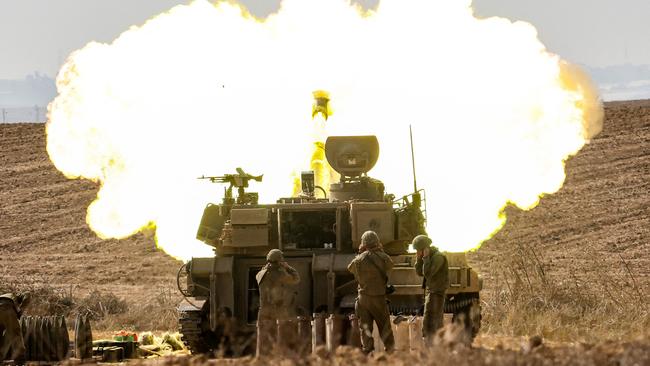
(0, 72), (56, 111)
(1, 106), (48, 123)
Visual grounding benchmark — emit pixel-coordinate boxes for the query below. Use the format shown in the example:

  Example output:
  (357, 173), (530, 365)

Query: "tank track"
(448, 297), (481, 338)
(178, 309), (213, 354)
(444, 296), (476, 313)
(389, 296), (479, 316)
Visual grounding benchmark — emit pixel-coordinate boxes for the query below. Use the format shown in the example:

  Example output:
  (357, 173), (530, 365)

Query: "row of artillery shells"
(19, 315), (69, 361)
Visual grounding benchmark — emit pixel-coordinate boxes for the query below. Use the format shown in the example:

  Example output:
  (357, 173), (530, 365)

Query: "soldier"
(412, 235), (449, 344)
(256, 249), (301, 320)
(255, 249), (300, 354)
(347, 231), (395, 354)
(0, 293), (29, 364)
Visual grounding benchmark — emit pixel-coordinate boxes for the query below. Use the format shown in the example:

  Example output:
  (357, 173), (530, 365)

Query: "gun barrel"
(198, 169), (261, 186)
(198, 175), (227, 183)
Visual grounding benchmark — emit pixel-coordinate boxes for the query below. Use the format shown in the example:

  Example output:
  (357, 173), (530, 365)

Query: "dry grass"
(92, 285), (180, 331)
(0, 273), (179, 331)
(479, 242), (650, 342)
(1, 274), (77, 316)
(3, 241), (647, 342)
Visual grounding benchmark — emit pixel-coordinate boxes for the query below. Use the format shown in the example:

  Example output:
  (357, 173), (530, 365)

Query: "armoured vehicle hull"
(177, 136), (482, 354)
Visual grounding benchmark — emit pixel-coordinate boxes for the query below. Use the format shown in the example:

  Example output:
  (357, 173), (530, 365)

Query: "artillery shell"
(297, 316), (312, 355)
(29, 316), (37, 361)
(35, 317), (44, 361)
(347, 314), (362, 348)
(408, 316), (424, 352)
(84, 316), (93, 358)
(21, 316), (31, 361)
(58, 316), (70, 360)
(74, 314), (86, 359)
(48, 316), (58, 361)
(312, 313), (326, 352)
(255, 319), (276, 356)
(325, 314), (344, 352)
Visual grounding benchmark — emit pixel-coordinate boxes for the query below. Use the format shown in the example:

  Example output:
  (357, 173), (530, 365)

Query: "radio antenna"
(410, 125), (418, 192)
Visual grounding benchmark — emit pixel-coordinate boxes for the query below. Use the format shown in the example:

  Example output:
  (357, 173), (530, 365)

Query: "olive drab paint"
(178, 135), (483, 355)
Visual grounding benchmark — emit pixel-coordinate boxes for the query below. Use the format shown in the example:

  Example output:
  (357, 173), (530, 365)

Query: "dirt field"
(1, 100), (649, 362)
(0, 122), (181, 329)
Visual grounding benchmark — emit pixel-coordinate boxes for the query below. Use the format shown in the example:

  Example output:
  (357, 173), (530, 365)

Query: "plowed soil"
(0, 124), (180, 303)
(1, 100), (649, 363)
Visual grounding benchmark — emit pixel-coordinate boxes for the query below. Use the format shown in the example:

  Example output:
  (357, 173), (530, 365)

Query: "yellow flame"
(46, 0), (602, 261)
(291, 93), (338, 197)
(309, 114), (339, 197)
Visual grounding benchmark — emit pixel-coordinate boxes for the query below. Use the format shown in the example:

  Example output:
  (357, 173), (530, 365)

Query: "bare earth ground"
(0, 122), (181, 329)
(1, 100), (649, 364)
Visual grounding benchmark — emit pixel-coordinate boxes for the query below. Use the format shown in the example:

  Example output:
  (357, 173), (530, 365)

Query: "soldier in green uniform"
(0, 293), (28, 364)
(255, 249), (300, 355)
(256, 249), (300, 320)
(347, 231), (395, 354)
(412, 235), (449, 344)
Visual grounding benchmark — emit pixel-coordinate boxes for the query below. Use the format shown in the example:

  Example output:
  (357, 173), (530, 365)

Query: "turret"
(325, 135), (385, 202)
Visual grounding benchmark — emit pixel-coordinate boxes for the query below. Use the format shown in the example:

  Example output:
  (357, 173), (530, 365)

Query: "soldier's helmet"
(412, 235), (433, 251)
(266, 249), (284, 263)
(361, 230), (380, 248)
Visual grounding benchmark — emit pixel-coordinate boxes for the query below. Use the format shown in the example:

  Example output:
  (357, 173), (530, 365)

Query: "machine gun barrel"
(198, 169), (263, 187)
(198, 168), (263, 205)
(198, 175), (229, 183)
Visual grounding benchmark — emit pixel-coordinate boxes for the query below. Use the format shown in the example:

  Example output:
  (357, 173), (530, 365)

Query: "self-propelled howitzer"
(177, 135), (482, 355)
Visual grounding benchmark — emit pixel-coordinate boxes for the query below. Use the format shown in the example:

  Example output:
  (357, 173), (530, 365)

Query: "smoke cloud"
(47, 0), (603, 259)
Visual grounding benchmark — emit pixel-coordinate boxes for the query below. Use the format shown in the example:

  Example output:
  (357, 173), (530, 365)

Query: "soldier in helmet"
(412, 235), (449, 343)
(256, 249), (301, 320)
(255, 249), (300, 354)
(0, 293), (29, 364)
(347, 231), (395, 354)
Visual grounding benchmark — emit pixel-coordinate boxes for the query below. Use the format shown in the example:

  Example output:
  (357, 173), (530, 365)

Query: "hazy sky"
(1, 0), (648, 79)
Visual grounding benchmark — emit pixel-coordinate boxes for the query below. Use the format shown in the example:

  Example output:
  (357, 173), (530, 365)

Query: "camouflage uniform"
(256, 263), (300, 321)
(413, 236), (449, 343)
(348, 231), (395, 353)
(0, 293), (26, 363)
(255, 250), (300, 355)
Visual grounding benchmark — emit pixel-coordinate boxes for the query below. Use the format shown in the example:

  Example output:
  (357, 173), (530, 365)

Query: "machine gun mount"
(199, 167), (263, 205)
